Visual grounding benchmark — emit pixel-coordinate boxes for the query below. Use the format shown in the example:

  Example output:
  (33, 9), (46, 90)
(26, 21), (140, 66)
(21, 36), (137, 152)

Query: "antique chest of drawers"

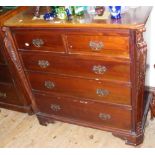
(3, 7), (153, 145)
(0, 7), (33, 113)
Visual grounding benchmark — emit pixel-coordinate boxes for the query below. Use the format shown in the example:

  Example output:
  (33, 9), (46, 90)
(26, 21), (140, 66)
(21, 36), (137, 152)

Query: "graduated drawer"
(35, 93), (131, 131)
(28, 72), (131, 105)
(0, 83), (20, 105)
(21, 53), (130, 82)
(66, 34), (129, 58)
(0, 65), (12, 83)
(12, 29), (65, 53)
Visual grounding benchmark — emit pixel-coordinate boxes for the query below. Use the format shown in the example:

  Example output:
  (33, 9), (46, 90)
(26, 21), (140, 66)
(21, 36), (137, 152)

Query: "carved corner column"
(112, 27), (148, 146)
(126, 27), (147, 145)
(150, 92), (155, 118)
(2, 27), (37, 114)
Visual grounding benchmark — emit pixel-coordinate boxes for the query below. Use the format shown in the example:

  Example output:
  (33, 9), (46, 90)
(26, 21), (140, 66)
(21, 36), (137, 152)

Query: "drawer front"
(0, 65), (12, 83)
(22, 53), (130, 82)
(28, 72), (131, 105)
(35, 93), (131, 130)
(66, 34), (129, 58)
(0, 83), (20, 105)
(12, 30), (65, 53)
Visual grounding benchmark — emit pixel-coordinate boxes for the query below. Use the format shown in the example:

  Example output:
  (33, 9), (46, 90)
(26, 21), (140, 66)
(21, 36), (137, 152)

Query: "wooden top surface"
(4, 6), (152, 29)
(0, 7), (27, 26)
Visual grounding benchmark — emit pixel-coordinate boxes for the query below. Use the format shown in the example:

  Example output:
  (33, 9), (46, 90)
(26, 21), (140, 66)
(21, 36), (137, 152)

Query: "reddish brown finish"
(0, 48), (6, 64)
(35, 93), (131, 130)
(28, 72), (131, 105)
(0, 7), (33, 114)
(66, 34), (129, 58)
(0, 65), (12, 83)
(12, 30), (65, 53)
(2, 7), (152, 146)
(21, 52), (130, 83)
(0, 83), (20, 105)
(4, 7), (152, 29)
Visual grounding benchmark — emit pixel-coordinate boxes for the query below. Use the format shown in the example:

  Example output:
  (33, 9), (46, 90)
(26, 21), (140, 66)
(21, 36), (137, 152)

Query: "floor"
(0, 108), (155, 148)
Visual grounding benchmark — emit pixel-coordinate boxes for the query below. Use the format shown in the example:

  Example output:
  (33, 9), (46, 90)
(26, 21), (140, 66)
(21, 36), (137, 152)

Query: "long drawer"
(28, 72), (131, 105)
(0, 83), (20, 105)
(66, 34), (129, 58)
(0, 65), (12, 83)
(12, 29), (65, 53)
(21, 53), (130, 82)
(35, 93), (131, 131)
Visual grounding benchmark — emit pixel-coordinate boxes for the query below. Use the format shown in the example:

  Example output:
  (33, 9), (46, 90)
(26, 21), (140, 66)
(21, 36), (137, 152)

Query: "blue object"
(44, 12), (55, 21)
(44, 13), (53, 20)
(109, 6), (121, 19)
(65, 8), (72, 20)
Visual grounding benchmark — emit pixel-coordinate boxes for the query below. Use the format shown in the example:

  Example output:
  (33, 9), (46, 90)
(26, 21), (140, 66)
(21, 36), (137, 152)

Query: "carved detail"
(2, 27), (35, 112)
(135, 27), (147, 134)
(136, 27), (147, 91)
(150, 94), (155, 118)
(136, 121), (143, 134)
(4, 29), (22, 71)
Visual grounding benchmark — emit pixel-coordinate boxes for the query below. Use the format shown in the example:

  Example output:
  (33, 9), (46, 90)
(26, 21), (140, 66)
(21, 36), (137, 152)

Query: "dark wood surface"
(35, 92), (132, 131)
(0, 7), (33, 114)
(0, 47), (6, 64)
(1, 6), (153, 146)
(12, 29), (65, 53)
(0, 82), (20, 105)
(21, 52), (130, 83)
(28, 72), (131, 105)
(0, 65), (12, 83)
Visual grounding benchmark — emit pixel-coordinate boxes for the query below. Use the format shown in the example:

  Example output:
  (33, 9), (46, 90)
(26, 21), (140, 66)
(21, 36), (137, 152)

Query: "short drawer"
(12, 29), (65, 53)
(21, 53), (130, 82)
(66, 34), (129, 58)
(35, 93), (131, 131)
(28, 72), (131, 105)
(0, 83), (20, 105)
(0, 65), (12, 83)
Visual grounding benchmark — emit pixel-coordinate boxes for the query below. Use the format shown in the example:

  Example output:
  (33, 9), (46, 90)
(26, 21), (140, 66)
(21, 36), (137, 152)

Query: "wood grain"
(0, 108), (155, 147)
(21, 52), (131, 83)
(28, 72), (131, 105)
(3, 7), (152, 29)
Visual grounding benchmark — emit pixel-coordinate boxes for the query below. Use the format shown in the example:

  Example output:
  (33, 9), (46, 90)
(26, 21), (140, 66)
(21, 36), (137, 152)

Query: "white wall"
(144, 7), (155, 87)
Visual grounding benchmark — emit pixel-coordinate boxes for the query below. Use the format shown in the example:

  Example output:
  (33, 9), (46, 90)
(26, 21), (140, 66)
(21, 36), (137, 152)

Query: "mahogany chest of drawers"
(0, 7), (33, 113)
(2, 7), (153, 146)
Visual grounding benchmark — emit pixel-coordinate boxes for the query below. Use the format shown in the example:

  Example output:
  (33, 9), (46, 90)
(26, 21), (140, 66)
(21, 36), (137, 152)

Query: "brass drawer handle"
(99, 113), (111, 121)
(0, 92), (7, 98)
(38, 60), (50, 68)
(96, 89), (109, 96)
(32, 39), (44, 48)
(89, 41), (104, 51)
(51, 104), (61, 111)
(44, 81), (55, 89)
(92, 65), (107, 74)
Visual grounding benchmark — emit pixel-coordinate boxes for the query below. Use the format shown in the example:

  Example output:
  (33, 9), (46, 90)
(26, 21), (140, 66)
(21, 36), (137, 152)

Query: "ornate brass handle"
(38, 60), (50, 68)
(51, 104), (61, 112)
(89, 41), (104, 51)
(44, 81), (55, 89)
(96, 89), (109, 96)
(32, 39), (44, 48)
(99, 113), (111, 120)
(92, 65), (107, 74)
(0, 92), (7, 98)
